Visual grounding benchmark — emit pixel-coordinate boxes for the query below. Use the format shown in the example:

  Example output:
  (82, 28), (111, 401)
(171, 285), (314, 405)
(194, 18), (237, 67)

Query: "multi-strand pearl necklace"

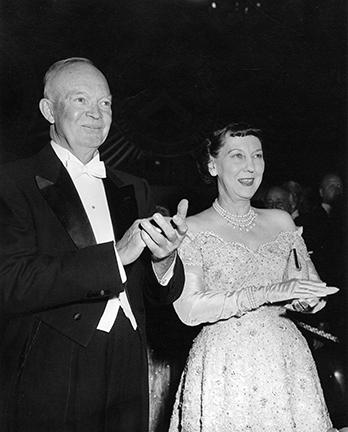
(212, 199), (257, 232)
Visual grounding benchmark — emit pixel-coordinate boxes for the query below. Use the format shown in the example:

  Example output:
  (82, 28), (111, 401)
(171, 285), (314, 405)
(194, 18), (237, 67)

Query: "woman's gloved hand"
(262, 279), (338, 304)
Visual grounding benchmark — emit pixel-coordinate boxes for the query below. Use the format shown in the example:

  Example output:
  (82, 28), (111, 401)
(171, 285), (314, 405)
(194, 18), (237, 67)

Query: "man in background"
(298, 173), (344, 285)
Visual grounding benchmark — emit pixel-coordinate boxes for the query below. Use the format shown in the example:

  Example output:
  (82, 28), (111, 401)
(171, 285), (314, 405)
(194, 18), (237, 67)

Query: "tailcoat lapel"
(33, 145), (139, 248)
(104, 169), (138, 241)
(34, 145), (96, 249)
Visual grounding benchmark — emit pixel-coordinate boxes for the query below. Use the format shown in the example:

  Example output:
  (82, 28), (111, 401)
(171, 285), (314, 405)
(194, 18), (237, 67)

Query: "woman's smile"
(238, 178), (255, 186)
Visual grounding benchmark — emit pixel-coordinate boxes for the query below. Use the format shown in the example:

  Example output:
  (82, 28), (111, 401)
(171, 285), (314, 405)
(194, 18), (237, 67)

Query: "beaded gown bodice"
(169, 230), (332, 432)
(196, 230), (294, 291)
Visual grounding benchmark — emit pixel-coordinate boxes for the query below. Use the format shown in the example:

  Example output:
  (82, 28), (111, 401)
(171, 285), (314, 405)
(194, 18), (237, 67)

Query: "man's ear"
(39, 98), (55, 124)
(208, 157), (217, 177)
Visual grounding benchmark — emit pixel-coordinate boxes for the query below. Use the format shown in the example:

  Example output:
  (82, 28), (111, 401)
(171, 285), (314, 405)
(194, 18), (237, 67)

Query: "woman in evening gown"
(169, 123), (338, 432)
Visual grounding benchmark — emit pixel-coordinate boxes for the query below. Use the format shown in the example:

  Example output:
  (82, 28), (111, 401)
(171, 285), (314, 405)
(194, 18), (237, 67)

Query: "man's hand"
(140, 199), (188, 277)
(285, 297), (326, 314)
(116, 220), (147, 266)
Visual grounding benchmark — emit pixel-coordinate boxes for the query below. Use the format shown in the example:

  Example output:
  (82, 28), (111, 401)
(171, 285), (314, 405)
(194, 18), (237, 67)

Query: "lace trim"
(183, 230), (301, 254)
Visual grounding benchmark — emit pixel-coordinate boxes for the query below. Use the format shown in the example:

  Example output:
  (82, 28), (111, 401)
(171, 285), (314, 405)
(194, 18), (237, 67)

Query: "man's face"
(265, 187), (292, 213)
(320, 174), (343, 205)
(48, 63), (112, 158)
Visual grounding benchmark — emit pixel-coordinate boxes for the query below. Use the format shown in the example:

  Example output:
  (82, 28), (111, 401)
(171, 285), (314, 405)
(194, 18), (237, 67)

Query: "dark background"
(0, 1), (347, 427)
(0, 0), (347, 206)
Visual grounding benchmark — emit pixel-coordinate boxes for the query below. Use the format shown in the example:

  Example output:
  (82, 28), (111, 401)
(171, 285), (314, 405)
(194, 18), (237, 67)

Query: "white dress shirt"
(51, 141), (136, 332)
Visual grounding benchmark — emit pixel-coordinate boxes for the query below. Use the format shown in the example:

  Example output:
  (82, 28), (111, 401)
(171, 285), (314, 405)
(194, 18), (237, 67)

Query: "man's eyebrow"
(65, 90), (88, 99)
(65, 91), (112, 100)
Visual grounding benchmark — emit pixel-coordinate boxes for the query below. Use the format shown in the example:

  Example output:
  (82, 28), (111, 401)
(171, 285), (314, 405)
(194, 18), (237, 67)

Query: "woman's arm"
(174, 263), (332, 326)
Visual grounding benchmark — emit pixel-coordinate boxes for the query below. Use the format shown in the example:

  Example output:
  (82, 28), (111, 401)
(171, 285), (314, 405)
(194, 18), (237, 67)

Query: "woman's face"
(209, 134), (265, 201)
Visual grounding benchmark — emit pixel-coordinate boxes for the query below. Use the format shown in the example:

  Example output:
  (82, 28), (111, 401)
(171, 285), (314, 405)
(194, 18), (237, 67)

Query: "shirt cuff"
(113, 242), (127, 284)
(152, 253), (177, 285)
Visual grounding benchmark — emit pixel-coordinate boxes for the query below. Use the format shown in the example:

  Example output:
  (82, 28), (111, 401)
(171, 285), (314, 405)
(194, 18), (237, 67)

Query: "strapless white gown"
(169, 230), (332, 432)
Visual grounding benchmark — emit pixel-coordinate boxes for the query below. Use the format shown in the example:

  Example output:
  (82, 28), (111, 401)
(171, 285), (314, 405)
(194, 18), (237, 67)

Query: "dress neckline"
(187, 230), (297, 254)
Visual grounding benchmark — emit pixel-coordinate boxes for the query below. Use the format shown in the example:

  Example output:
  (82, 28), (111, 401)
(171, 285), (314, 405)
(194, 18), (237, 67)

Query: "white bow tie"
(66, 157), (106, 180)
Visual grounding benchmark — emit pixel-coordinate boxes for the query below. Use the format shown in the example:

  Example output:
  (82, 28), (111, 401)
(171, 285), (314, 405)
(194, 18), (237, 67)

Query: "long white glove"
(246, 279), (338, 309)
(174, 229), (338, 326)
(174, 271), (338, 327)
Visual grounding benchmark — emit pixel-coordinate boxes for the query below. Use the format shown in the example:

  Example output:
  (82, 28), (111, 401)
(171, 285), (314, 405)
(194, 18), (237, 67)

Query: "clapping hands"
(116, 199), (188, 269)
(140, 199), (188, 261)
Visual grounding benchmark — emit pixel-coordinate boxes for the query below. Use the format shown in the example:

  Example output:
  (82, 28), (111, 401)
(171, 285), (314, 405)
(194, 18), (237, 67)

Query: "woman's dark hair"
(196, 122), (263, 184)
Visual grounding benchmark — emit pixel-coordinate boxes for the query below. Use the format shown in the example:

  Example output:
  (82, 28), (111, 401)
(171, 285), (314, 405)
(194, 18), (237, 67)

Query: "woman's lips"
(238, 178), (255, 186)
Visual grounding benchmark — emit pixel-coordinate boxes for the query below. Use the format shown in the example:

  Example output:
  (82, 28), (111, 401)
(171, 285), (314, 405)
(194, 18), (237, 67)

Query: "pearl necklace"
(212, 199), (257, 232)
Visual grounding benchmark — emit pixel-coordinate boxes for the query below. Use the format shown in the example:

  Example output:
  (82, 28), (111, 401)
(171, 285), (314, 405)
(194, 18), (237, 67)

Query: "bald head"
(319, 173), (343, 205)
(43, 57), (109, 100)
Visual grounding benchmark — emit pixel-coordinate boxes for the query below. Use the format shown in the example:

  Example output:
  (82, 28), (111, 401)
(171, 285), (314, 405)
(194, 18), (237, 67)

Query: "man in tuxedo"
(298, 173), (344, 286)
(297, 173), (345, 352)
(265, 184), (302, 225)
(0, 57), (187, 432)
(264, 185), (293, 214)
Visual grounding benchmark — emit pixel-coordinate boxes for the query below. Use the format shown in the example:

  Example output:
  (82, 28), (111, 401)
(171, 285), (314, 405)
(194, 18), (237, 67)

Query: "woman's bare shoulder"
(256, 207), (296, 232)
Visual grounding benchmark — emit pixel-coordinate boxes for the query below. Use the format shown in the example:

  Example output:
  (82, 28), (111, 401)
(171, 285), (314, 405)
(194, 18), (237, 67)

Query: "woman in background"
(169, 123), (338, 432)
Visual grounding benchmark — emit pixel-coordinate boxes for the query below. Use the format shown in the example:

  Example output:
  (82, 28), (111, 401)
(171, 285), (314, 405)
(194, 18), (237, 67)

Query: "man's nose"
(87, 104), (102, 119)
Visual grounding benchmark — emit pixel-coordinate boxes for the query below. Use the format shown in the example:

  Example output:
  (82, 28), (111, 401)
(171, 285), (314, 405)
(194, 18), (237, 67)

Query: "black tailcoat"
(0, 144), (184, 431)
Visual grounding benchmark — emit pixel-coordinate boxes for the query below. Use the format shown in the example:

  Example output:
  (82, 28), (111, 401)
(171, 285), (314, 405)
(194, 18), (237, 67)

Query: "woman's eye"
(232, 153), (244, 159)
(254, 153), (263, 159)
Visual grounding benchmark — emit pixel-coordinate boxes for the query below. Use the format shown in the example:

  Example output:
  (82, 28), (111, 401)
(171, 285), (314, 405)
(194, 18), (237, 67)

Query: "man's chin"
(82, 133), (106, 147)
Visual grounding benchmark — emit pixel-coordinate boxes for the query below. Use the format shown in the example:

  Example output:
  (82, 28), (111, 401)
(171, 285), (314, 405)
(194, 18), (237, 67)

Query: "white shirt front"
(321, 202), (331, 216)
(51, 141), (136, 332)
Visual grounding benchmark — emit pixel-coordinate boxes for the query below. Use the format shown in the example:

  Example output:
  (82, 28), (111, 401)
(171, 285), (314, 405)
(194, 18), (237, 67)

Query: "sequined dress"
(169, 230), (332, 432)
